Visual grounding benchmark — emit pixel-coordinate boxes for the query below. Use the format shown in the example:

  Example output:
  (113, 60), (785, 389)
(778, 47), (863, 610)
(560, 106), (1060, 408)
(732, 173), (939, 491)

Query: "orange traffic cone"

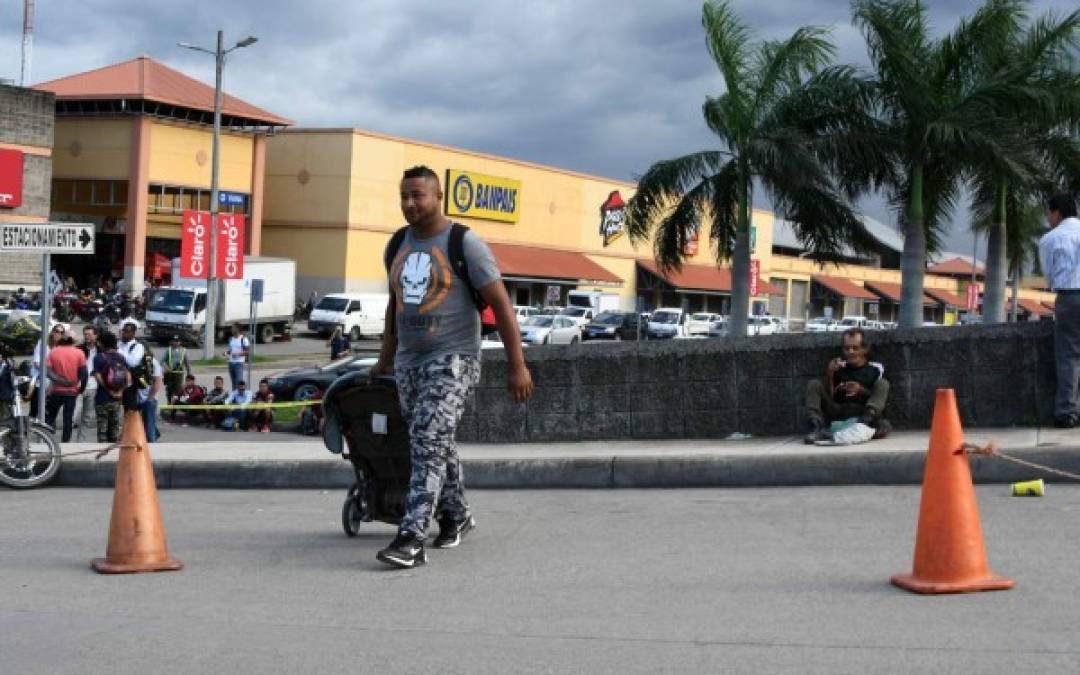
(91, 411), (183, 574)
(891, 389), (1012, 594)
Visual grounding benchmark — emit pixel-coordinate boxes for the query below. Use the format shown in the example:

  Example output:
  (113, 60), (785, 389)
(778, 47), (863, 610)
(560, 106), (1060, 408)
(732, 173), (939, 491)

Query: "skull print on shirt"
(391, 244), (453, 316)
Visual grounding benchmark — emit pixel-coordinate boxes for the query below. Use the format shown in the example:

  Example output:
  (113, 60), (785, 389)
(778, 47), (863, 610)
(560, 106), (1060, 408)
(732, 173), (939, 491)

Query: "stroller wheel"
(342, 498), (364, 537)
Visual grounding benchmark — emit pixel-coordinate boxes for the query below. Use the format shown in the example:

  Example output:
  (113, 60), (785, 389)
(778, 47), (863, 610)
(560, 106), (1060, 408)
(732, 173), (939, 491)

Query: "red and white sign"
(683, 226), (700, 256)
(0, 149), (25, 209)
(966, 283), (979, 311)
(216, 213), (245, 280)
(749, 259), (761, 296)
(180, 210), (211, 278)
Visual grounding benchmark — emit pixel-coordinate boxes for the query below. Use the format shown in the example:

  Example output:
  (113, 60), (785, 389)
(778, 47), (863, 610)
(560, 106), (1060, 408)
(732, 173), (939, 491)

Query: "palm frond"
(625, 151), (731, 245)
(702, 0), (751, 107)
(851, 0), (931, 122)
(752, 25), (836, 111)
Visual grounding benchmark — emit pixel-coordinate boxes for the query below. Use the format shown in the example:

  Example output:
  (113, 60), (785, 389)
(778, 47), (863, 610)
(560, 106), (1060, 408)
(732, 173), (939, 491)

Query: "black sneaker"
(433, 515), (476, 549)
(376, 532), (426, 568)
(803, 419), (826, 445)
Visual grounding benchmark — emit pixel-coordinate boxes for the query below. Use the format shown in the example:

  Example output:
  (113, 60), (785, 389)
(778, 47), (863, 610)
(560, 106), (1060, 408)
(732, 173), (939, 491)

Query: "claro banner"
(445, 169), (521, 223)
(181, 210), (245, 279)
(0, 149), (25, 209)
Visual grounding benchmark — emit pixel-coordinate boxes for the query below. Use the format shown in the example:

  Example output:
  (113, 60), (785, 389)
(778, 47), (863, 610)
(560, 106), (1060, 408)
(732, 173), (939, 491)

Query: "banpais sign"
(0, 149), (25, 209)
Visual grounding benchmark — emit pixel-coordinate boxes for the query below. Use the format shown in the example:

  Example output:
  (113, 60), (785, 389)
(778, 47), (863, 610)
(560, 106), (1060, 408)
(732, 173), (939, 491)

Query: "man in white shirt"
(1038, 193), (1080, 427)
(118, 319), (146, 412)
(222, 380), (254, 431)
(225, 323), (250, 390)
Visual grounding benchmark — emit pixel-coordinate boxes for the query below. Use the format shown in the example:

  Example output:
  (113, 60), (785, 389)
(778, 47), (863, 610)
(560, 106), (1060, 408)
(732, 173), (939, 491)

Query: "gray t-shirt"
(387, 224), (501, 369)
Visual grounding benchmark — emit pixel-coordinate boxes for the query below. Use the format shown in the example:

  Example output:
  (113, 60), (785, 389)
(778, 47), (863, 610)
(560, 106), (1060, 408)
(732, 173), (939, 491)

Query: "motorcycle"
(0, 367), (61, 488)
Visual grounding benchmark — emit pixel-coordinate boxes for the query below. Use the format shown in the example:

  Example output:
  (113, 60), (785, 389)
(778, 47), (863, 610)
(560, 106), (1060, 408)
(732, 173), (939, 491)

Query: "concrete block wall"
(458, 321), (1055, 443)
(0, 85), (55, 291)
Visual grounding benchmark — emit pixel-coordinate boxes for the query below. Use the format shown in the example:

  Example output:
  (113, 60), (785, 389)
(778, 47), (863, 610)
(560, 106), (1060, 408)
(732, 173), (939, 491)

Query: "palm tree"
(973, 192), (1046, 321)
(624, 0), (879, 336)
(968, 4), (1080, 323)
(849, 0), (1057, 328)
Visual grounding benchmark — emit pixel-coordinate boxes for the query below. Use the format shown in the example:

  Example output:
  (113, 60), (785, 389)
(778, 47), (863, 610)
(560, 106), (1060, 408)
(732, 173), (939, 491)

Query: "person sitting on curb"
(169, 374), (205, 425)
(221, 380), (253, 431)
(203, 375), (229, 429)
(251, 378), (275, 433)
(804, 327), (891, 444)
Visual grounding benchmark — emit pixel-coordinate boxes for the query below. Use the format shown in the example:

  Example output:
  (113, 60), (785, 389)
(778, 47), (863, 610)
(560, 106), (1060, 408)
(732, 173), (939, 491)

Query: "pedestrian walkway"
(56, 426), (1080, 489)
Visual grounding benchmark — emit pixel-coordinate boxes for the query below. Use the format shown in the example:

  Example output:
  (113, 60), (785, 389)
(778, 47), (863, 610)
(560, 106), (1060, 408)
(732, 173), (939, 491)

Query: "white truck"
(307, 292), (390, 340)
(144, 257), (296, 345)
(567, 290), (620, 314)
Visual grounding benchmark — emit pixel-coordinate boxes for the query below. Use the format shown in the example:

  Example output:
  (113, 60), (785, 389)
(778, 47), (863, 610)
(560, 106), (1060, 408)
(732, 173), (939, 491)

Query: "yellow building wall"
(52, 118), (132, 179)
(264, 130), (354, 226)
(262, 225), (349, 284)
(147, 121), (253, 192)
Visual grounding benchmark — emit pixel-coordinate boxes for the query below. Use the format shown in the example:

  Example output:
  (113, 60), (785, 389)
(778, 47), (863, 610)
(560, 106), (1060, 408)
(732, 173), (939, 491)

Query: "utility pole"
(21, 0), (34, 86)
(178, 31), (257, 359)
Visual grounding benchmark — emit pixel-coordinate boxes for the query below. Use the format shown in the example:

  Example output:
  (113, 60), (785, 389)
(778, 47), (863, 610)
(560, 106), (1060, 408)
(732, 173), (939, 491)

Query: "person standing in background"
(75, 325), (98, 441)
(1039, 193), (1080, 428)
(225, 323), (250, 390)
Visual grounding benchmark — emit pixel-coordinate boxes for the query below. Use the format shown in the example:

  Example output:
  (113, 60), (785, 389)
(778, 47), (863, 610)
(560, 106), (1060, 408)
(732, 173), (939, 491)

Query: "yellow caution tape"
(159, 399), (322, 411)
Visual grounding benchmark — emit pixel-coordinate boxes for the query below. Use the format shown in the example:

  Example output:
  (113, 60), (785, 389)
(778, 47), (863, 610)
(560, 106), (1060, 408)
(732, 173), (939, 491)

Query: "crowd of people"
(17, 320), (321, 443)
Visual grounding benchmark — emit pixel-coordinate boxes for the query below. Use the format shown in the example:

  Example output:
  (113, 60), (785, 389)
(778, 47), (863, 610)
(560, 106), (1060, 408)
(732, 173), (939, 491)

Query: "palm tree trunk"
(1009, 258), (1020, 322)
(729, 173), (751, 336)
(899, 164), (927, 329)
(983, 181), (1008, 323)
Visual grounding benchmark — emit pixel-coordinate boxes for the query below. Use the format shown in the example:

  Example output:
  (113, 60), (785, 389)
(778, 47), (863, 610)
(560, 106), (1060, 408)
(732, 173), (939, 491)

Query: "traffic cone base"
(91, 412), (183, 575)
(891, 389), (1013, 595)
(890, 572), (1014, 595)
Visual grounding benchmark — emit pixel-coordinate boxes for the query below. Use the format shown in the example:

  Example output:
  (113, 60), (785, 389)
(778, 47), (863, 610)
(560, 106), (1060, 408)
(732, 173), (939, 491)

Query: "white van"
(307, 293), (389, 340)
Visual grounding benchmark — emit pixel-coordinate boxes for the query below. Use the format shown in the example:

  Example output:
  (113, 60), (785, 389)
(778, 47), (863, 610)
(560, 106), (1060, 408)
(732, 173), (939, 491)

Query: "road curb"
(53, 446), (1080, 489)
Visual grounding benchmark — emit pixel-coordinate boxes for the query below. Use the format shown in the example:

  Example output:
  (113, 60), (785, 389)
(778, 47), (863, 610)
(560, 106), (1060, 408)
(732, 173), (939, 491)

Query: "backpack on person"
(127, 341), (156, 389)
(383, 223), (498, 334)
(101, 351), (130, 392)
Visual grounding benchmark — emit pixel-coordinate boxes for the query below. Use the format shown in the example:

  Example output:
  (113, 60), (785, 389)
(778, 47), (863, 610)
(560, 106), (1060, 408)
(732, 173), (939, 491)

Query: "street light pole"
(178, 31), (257, 359)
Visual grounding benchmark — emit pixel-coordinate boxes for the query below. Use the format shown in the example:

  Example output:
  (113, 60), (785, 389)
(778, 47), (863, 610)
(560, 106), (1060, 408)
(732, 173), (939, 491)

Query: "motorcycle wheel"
(0, 423), (62, 488)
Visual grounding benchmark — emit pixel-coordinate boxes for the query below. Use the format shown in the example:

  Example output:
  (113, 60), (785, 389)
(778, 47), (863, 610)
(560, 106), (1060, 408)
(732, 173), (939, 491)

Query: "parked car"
(514, 306), (540, 322)
(519, 315), (581, 345)
(686, 312), (722, 336)
(582, 311), (640, 341)
(307, 293), (388, 340)
(557, 306), (595, 327)
(837, 315), (870, 330)
(706, 315), (776, 337)
(805, 317), (837, 333)
(764, 316), (788, 333)
(267, 355), (377, 401)
(647, 307), (687, 338)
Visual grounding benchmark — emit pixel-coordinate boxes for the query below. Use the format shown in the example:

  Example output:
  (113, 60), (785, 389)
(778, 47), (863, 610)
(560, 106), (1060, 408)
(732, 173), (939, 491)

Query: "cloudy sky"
(2, 0), (1075, 256)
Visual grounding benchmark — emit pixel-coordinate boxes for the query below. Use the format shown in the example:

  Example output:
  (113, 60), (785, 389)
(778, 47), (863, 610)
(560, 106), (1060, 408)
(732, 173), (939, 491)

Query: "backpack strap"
(448, 223), (487, 312)
(383, 226), (410, 274)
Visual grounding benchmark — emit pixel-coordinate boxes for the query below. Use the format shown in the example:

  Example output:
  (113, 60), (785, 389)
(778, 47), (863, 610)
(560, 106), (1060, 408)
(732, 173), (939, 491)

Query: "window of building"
(769, 277), (788, 317)
(147, 183), (250, 217)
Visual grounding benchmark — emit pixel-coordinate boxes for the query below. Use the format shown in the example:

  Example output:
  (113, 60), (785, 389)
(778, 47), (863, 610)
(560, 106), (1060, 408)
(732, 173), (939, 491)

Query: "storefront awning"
(1016, 298), (1052, 316)
(864, 281), (934, 306)
(637, 260), (782, 296)
(811, 275), (877, 301)
(1042, 301), (1055, 312)
(923, 287), (967, 308)
(488, 243), (622, 286)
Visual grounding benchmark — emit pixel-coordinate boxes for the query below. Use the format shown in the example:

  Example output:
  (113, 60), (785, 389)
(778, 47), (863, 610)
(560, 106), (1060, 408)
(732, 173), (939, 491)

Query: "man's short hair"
(185, 374), (196, 381)
(237, 380), (246, 387)
(1048, 193), (1078, 219)
(83, 325), (97, 335)
(58, 336), (75, 346)
(402, 165), (440, 185)
(259, 378), (269, 386)
(98, 331), (118, 349)
(843, 327), (868, 348)
(214, 375), (224, 383)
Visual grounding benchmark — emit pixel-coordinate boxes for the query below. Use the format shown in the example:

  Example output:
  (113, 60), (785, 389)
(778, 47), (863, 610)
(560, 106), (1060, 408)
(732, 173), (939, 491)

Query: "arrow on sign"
(79, 228), (92, 249)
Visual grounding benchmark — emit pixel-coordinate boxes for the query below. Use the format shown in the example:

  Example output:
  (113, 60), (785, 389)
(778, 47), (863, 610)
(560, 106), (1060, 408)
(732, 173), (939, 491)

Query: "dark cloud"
(1, 0), (1074, 254)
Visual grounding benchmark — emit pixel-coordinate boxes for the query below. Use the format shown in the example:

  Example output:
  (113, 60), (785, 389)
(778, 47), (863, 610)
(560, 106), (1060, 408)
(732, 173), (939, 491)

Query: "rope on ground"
(957, 441), (1080, 482)
(61, 442), (139, 460)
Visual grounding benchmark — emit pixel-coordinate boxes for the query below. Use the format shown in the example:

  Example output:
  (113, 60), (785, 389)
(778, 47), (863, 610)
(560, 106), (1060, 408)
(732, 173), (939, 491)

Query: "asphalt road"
(2, 487), (1079, 674)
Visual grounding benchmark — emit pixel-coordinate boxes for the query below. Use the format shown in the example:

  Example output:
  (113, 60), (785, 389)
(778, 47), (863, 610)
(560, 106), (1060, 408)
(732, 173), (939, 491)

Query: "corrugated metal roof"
(34, 56), (292, 127)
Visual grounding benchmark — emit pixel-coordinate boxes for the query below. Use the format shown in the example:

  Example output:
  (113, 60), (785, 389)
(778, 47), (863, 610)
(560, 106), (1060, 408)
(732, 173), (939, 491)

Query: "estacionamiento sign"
(0, 222), (95, 254)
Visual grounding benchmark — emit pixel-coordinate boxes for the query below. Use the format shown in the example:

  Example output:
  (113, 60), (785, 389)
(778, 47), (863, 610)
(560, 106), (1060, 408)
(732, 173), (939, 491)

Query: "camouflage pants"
(396, 353), (480, 539)
(96, 400), (122, 443)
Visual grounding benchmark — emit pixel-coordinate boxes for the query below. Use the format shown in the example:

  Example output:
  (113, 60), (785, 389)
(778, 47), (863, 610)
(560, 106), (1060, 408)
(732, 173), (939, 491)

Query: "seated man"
(251, 378), (275, 433)
(169, 374), (205, 425)
(222, 380), (253, 431)
(203, 375), (229, 429)
(805, 327), (891, 444)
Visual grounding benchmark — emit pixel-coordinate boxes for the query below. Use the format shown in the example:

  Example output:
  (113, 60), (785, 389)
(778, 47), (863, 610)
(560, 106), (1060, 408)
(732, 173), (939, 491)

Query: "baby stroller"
(321, 371), (411, 536)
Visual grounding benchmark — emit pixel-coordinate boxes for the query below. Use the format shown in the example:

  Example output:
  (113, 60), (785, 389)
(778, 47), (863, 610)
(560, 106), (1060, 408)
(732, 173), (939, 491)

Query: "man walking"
(75, 325), (98, 441)
(372, 166), (533, 569)
(1039, 193), (1080, 428)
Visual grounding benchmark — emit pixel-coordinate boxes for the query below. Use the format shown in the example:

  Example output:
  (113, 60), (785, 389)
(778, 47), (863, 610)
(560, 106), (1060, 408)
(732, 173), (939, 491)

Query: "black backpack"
(383, 223), (488, 314)
(126, 340), (156, 389)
